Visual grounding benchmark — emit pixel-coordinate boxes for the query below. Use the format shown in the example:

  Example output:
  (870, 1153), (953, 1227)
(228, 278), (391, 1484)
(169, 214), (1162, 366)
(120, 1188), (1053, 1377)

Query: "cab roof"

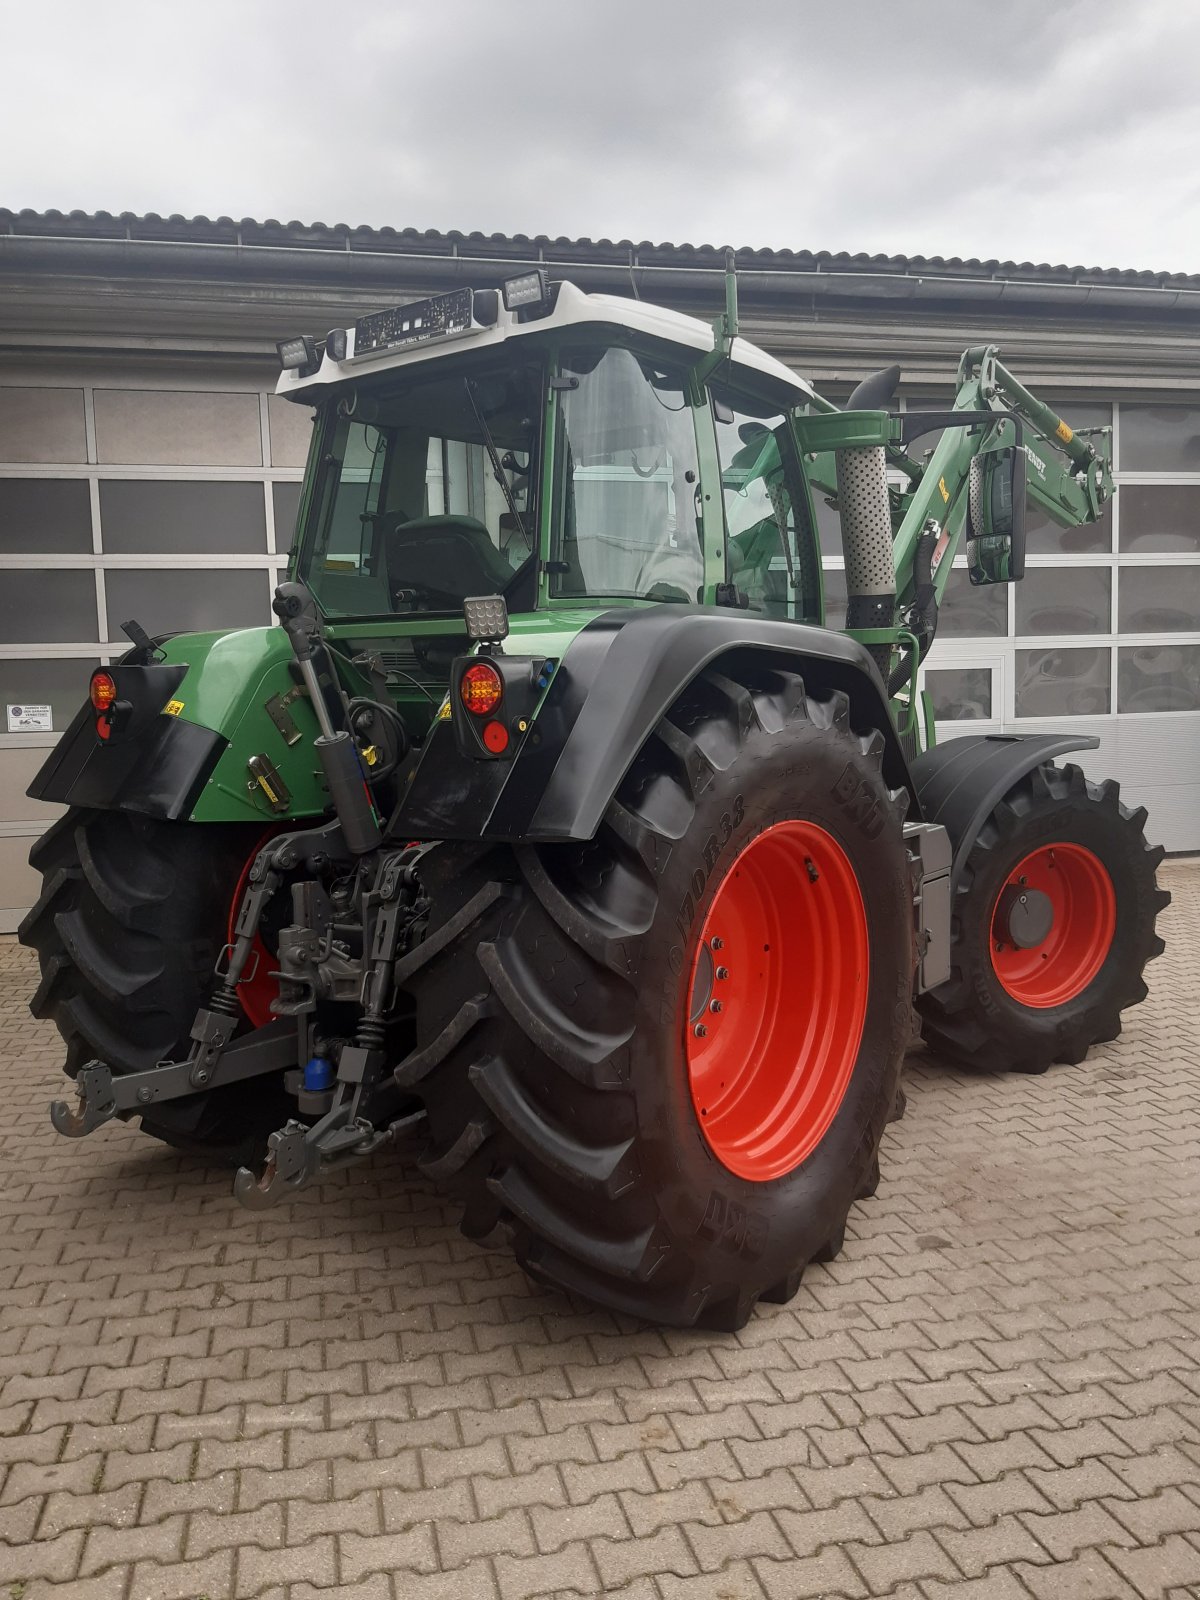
(277, 280), (815, 406)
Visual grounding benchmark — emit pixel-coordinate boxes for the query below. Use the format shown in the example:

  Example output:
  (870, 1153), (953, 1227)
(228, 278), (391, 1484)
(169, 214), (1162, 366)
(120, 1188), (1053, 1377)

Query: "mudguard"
(26, 627), (347, 825)
(909, 732), (1100, 886)
(394, 606), (916, 843)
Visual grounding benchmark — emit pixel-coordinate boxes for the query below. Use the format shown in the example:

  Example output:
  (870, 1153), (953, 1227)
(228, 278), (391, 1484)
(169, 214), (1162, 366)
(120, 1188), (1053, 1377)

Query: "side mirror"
(967, 444), (1027, 584)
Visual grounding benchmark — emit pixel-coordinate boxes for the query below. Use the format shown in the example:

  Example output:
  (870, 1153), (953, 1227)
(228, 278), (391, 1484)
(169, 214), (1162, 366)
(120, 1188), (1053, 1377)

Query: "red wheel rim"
(226, 829), (285, 1027)
(685, 820), (869, 1182)
(990, 842), (1116, 1008)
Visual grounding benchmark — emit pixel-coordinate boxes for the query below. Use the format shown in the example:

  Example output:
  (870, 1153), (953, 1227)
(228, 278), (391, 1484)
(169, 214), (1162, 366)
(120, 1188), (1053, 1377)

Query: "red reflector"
(460, 661), (503, 717)
(90, 671), (117, 712)
(482, 720), (509, 754)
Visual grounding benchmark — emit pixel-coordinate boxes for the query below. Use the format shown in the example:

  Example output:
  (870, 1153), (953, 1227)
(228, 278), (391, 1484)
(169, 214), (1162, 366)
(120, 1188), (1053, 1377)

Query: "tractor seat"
(384, 514), (514, 603)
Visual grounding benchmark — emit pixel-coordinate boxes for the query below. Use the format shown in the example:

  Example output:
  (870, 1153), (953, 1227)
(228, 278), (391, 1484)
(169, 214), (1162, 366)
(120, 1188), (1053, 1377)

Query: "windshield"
(298, 355), (542, 617)
(549, 346), (704, 603)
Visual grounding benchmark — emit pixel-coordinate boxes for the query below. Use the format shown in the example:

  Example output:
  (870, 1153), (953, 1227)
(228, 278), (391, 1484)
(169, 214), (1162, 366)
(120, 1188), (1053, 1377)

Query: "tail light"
(90, 670), (120, 741)
(89, 671), (117, 712)
(460, 661), (504, 717)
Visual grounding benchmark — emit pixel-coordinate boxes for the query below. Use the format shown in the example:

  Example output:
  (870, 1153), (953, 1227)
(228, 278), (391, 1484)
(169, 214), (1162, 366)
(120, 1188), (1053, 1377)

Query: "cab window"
(713, 389), (821, 624)
(550, 346), (704, 603)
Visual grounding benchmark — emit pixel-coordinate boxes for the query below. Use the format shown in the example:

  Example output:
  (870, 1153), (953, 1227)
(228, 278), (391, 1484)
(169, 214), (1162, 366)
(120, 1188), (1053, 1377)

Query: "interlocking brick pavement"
(1, 861), (1198, 1599)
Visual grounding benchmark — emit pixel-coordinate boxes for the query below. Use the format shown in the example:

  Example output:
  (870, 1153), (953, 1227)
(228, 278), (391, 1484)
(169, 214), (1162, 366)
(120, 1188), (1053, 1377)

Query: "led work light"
(462, 594), (510, 644)
(277, 334), (319, 374)
(501, 269), (549, 312)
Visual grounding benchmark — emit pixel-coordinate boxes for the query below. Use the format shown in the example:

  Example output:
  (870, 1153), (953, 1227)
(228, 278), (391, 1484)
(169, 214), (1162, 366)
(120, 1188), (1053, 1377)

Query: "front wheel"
(397, 664), (915, 1330)
(917, 762), (1169, 1074)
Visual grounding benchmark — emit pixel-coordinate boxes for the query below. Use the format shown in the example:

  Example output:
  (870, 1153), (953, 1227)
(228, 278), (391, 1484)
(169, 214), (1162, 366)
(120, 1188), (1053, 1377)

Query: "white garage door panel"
(0, 834), (40, 932)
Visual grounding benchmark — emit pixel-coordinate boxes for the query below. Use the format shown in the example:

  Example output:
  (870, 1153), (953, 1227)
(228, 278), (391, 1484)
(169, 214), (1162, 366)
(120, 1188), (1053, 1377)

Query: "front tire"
(397, 664), (914, 1329)
(916, 762), (1169, 1074)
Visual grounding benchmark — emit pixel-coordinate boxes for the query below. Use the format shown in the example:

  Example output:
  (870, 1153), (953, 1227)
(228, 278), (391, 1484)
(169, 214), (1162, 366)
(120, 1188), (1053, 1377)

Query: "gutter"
(3, 232), (1200, 315)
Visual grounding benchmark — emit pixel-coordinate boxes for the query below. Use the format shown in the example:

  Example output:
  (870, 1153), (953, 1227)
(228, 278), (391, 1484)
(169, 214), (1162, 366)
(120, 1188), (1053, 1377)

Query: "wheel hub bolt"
(710, 1000), (723, 1013)
(693, 1023), (707, 1038)
(711, 937), (724, 950)
(716, 966), (729, 980)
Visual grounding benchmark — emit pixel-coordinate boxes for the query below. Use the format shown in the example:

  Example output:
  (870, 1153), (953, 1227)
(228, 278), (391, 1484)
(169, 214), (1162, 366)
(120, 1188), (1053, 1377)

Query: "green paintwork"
(154, 627), (343, 824)
(150, 609), (598, 824)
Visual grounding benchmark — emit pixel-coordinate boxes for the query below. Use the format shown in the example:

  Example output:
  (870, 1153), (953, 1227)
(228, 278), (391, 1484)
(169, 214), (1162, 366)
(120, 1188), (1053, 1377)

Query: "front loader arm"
(891, 345), (1113, 618)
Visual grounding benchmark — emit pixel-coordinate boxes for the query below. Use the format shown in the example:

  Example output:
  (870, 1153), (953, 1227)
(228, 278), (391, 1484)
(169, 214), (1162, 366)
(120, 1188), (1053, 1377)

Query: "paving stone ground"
(1, 862), (1198, 1600)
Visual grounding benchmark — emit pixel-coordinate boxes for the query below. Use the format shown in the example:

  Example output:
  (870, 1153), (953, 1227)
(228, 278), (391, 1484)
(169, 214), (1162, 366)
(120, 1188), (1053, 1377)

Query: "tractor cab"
(280, 278), (827, 730)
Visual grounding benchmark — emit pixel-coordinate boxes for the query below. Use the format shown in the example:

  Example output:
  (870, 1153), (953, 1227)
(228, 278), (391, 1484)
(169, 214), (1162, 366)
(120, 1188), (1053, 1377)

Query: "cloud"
(5, 0), (1199, 271)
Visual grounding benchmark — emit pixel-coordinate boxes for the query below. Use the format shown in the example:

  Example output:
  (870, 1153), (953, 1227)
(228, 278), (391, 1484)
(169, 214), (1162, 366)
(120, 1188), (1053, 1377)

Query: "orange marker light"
(90, 671), (117, 712)
(460, 661), (503, 717)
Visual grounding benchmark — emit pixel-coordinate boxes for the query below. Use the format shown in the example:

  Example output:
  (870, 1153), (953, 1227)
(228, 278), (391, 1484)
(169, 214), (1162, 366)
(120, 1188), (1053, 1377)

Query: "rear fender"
(27, 627), (357, 825)
(393, 607), (916, 842)
(909, 732), (1100, 886)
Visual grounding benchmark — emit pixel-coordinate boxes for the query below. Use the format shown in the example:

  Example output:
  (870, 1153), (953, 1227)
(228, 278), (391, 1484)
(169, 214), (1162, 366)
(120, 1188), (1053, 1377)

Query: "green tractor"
(21, 269), (1168, 1329)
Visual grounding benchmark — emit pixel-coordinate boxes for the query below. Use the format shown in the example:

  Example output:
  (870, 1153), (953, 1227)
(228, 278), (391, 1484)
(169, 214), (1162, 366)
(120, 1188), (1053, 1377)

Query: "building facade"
(2, 210), (1198, 927)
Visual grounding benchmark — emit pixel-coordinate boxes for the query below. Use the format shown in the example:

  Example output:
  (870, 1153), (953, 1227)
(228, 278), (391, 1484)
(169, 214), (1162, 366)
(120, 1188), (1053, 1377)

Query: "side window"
(713, 393), (820, 624)
(317, 419), (386, 572)
(552, 347), (703, 602)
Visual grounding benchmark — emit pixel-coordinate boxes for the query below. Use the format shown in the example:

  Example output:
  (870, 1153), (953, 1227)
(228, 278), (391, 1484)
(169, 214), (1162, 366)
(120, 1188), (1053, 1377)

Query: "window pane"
(272, 482), (303, 554)
(926, 666), (992, 721)
(553, 348), (702, 602)
(1119, 644), (1200, 713)
(939, 568), (1008, 637)
(1119, 485), (1200, 553)
(0, 658), (98, 731)
(0, 480), (92, 552)
(0, 571), (97, 643)
(93, 390), (262, 467)
(104, 568), (270, 635)
(1120, 405), (1200, 473)
(1118, 567), (1200, 632)
(99, 481), (266, 554)
(1042, 400), (1112, 434)
(1016, 567), (1111, 635)
(715, 397), (819, 624)
(822, 565), (847, 630)
(1025, 499), (1111, 555)
(813, 483), (842, 559)
(0, 388), (86, 463)
(1015, 647), (1110, 716)
(267, 396), (314, 467)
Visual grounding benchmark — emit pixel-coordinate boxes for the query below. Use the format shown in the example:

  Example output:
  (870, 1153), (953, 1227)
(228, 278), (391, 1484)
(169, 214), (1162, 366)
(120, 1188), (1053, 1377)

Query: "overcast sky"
(5, 0), (1200, 273)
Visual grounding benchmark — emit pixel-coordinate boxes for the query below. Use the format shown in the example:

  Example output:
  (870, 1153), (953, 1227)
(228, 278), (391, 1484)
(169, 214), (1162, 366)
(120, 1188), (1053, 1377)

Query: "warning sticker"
(7, 703), (53, 732)
(164, 699), (185, 717)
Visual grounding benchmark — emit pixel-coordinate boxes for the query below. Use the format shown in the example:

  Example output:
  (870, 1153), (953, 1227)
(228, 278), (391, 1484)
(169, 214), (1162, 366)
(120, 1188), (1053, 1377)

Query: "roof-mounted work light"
(463, 594), (510, 647)
(324, 328), (348, 362)
(501, 269), (550, 314)
(277, 334), (319, 375)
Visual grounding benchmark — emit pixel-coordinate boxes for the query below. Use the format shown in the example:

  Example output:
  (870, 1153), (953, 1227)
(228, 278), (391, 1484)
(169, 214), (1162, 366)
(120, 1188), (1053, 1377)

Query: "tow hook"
(232, 1105), (424, 1211)
(50, 1063), (118, 1138)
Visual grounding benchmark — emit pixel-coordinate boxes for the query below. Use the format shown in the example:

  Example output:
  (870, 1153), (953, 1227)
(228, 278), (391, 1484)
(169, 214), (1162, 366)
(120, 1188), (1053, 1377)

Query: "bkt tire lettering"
(832, 763), (884, 839)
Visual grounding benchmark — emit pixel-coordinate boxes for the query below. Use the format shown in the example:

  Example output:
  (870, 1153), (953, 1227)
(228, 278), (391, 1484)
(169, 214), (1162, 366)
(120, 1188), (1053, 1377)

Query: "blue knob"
(303, 1055), (335, 1091)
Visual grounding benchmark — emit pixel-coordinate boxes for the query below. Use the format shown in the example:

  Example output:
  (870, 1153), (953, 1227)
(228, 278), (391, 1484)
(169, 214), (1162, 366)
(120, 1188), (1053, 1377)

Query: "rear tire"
(396, 664), (914, 1329)
(19, 807), (291, 1165)
(916, 762), (1169, 1074)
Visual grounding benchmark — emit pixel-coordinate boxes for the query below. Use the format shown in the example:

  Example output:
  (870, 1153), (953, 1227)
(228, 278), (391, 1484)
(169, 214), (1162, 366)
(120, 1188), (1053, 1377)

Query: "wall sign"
(6, 703), (53, 732)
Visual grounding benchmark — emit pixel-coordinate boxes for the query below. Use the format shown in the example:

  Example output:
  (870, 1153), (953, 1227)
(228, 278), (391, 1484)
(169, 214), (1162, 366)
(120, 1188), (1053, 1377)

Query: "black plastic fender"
(909, 732), (1100, 886)
(393, 606), (916, 843)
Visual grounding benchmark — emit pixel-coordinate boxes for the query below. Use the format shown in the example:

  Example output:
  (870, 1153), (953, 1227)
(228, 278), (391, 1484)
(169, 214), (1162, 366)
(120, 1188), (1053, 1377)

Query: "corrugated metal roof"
(2, 207), (1198, 291)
